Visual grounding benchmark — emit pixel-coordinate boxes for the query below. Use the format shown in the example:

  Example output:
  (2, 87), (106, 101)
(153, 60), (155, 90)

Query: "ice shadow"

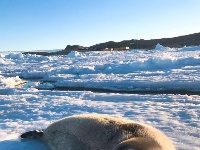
(0, 138), (49, 150)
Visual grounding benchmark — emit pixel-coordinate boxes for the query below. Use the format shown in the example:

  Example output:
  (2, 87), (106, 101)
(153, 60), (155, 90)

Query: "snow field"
(0, 45), (200, 150)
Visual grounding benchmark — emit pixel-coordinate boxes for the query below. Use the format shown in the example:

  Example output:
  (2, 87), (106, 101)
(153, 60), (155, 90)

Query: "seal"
(21, 114), (175, 150)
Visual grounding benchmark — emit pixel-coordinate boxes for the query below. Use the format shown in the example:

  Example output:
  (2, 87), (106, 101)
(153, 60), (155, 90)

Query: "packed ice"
(0, 45), (200, 150)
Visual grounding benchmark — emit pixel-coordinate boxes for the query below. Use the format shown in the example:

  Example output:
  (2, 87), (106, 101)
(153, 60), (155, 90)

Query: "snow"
(0, 44), (200, 150)
(155, 43), (170, 50)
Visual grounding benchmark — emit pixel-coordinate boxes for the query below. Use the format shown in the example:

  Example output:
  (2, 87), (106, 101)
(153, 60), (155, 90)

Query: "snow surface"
(0, 45), (200, 150)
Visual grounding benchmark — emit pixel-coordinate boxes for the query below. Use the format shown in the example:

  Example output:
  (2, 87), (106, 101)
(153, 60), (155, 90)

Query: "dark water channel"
(20, 79), (200, 96)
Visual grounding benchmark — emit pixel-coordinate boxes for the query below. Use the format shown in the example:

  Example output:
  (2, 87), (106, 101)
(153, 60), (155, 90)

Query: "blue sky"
(0, 0), (200, 51)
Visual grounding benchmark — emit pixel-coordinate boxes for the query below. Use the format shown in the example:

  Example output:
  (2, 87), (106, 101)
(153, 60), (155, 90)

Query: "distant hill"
(89, 32), (200, 50)
(23, 32), (200, 55)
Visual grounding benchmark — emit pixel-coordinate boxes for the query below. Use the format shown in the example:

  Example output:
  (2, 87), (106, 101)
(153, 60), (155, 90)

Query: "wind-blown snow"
(0, 45), (200, 150)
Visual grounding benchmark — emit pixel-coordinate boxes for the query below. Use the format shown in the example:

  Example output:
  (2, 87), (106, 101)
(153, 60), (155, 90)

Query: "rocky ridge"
(23, 32), (200, 55)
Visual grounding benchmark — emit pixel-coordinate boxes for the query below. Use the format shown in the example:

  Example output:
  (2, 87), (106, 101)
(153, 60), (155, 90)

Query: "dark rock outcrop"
(89, 32), (200, 50)
(23, 32), (200, 56)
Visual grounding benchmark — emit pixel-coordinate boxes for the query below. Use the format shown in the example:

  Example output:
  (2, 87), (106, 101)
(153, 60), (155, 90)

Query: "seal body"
(21, 114), (175, 150)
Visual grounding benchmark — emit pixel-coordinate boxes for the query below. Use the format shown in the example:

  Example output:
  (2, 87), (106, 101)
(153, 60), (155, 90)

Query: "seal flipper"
(112, 137), (162, 150)
(21, 130), (44, 139)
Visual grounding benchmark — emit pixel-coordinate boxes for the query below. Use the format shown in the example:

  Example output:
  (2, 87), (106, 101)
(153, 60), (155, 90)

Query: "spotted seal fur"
(21, 114), (175, 150)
